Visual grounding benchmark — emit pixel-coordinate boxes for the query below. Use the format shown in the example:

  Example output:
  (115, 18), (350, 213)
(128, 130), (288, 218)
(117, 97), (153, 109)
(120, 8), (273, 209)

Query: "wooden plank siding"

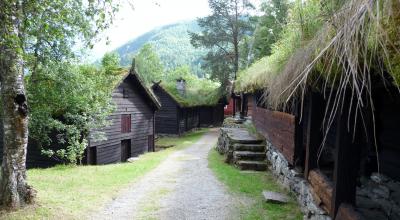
(152, 86), (179, 134)
(253, 106), (297, 165)
(152, 84), (224, 135)
(199, 105), (224, 127)
(89, 75), (156, 165)
(247, 95), (255, 117)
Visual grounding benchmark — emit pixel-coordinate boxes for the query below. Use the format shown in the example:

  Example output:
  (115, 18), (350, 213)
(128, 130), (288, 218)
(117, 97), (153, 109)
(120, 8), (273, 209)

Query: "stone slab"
(262, 190), (289, 204)
(221, 128), (263, 144)
(127, 157), (140, 163)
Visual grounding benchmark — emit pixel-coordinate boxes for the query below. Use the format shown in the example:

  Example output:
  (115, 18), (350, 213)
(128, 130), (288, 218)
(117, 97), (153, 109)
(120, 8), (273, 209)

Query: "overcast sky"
(88, 0), (262, 61)
(89, 0), (211, 60)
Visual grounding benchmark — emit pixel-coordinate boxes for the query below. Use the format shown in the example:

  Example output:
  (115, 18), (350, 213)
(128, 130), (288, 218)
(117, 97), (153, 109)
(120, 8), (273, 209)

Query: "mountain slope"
(115, 21), (207, 76)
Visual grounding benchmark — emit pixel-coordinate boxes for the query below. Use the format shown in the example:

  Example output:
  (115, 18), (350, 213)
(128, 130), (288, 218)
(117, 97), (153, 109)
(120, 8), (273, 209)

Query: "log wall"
(253, 106), (296, 164)
(89, 75), (156, 164)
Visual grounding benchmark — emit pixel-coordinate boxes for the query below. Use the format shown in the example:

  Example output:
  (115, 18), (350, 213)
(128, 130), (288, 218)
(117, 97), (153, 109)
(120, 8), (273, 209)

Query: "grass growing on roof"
(208, 148), (302, 220)
(0, 129), (208, 220)
(161, 65), (222, 107)
(236, 0), (323, 93)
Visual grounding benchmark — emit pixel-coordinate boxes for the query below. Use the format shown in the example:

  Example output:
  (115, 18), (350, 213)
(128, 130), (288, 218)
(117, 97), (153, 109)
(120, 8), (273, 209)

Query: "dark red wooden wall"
(253, 106), (296, 164)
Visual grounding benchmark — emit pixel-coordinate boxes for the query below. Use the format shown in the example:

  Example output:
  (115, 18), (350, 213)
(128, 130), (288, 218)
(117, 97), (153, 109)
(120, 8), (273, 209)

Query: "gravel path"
(92, 128), (245, 220)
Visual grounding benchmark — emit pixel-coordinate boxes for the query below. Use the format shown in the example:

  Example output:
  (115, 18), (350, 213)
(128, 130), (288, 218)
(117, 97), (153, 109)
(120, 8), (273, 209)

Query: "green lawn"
(0, 129), (208, 220)
(208, 148), (303, 220)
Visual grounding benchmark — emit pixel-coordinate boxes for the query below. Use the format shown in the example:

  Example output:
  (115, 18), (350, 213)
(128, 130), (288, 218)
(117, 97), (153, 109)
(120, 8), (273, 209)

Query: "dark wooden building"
(86, 70), (160, 165)
(151, 82), (224, 135)
(245, 82), (400, 219)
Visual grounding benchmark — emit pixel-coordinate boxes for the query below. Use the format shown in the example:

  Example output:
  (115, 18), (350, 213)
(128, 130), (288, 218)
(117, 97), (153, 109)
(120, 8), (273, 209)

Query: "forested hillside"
(115, 21), (207, 76)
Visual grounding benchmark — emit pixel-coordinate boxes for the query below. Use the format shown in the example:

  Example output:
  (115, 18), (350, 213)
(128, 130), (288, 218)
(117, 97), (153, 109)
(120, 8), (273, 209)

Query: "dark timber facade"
(151, 84), (224, 135)
(86, 71), (160, 165)
(243, 83), (400, 219)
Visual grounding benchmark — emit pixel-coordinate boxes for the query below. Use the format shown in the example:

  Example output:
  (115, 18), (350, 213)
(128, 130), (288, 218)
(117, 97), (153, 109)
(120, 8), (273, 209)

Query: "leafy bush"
(27, 62), (118, 164)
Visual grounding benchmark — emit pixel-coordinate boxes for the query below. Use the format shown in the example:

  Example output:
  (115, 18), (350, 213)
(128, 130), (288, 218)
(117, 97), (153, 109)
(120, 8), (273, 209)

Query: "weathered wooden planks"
(308, 169), (333, 214)
(253, 106), (296, 164)
(89, 74), (156, 165)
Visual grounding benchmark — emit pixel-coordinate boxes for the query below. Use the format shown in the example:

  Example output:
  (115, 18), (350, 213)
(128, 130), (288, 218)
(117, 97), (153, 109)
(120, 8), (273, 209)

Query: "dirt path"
(92, 128), (245, 220)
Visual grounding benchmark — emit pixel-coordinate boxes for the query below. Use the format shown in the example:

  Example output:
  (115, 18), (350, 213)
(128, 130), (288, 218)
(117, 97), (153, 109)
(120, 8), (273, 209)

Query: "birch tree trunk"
(0, 0), (36, 209)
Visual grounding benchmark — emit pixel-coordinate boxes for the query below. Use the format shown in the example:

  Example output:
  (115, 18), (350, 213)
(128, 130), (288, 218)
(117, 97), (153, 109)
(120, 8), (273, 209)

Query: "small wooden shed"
(151, 82), (224, 135)
(86, 69), (161, 165)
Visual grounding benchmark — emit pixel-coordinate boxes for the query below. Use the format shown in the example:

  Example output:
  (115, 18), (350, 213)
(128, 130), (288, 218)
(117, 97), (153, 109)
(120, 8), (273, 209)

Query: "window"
(121, 114), (131, 133)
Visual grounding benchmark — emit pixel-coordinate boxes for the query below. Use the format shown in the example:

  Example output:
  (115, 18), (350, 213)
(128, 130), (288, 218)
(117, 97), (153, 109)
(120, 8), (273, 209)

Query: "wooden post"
(304, 92), (325, 178)
(331, 94), (361, 219)
(232, 95), (236, 116)
(240, 93), (247, 118)
(294, 98), (304, 168)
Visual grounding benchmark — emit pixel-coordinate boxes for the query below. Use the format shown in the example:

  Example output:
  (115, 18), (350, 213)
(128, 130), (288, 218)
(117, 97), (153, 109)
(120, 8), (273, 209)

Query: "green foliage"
(236, 0), (323, 92)
(1, 0), (123, 164)
(382, 0), (400, 86)
(252, 0), (289, 61)
(15, 0), (122, 76)
(135, 44), (164, 85)
(0, 0), (120, 163)
(161, 66), (222, 107)
(208, 149), (302, 220)
(27, 63), (117, 164)
(190, 0), (255, 85)
(115, 21), (208, 77)
(101, 52), (121, 75)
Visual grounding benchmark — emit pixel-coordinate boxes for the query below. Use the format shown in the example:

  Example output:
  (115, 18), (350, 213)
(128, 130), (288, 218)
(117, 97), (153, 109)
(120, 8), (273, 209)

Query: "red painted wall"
(224, 98), (234, 116)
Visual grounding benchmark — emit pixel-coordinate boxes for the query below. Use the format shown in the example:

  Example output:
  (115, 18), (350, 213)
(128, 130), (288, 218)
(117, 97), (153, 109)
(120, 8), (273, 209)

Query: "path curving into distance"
(92, 128), (245, 220)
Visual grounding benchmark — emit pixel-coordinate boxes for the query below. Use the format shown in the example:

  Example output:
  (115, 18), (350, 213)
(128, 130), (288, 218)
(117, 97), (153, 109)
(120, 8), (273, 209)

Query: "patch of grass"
(208, 148), (302, 220)
(136, 187), (171, 220)
(0, 129), (208, 220)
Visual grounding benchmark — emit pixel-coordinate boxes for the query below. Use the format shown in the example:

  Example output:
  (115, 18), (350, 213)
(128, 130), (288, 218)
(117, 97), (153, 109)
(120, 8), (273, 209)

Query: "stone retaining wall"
(265, 141), (331, 220)
(356, 173), (400, 219)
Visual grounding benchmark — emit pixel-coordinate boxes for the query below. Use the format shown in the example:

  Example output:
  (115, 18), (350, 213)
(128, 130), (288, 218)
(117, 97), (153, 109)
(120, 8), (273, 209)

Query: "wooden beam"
(294, 98), (303, 167)
(331, 94), (362, 218)
(304, 92), (325, 178)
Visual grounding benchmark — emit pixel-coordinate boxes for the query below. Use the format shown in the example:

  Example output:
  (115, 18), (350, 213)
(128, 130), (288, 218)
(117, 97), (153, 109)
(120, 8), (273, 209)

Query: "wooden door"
(121, 139), (131, 162)
(148, 135), (154, 152)
(87, 147), (97, 165)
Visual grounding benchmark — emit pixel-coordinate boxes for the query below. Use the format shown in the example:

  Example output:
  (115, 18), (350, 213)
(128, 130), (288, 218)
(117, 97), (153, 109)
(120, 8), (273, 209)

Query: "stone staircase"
(233, 142), (267, 171)
(217, 128), (268, 171)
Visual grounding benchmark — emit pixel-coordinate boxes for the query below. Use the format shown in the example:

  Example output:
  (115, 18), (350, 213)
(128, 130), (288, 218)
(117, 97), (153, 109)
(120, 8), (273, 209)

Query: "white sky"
(89, 0), (211, 60)
(88, 0), (262, 61)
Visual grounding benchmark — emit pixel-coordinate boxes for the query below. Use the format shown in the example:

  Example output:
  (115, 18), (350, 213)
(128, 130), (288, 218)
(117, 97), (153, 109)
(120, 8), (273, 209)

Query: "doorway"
(121, 139), (131, 162)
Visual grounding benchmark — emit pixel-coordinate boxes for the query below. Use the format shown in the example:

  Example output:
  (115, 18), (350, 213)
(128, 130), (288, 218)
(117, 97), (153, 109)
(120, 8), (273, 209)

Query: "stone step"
(235, 160), (268, 171)
(233, 143), (266, 152)
(233, 151), (266, 161)
(232, 138), (264, 145)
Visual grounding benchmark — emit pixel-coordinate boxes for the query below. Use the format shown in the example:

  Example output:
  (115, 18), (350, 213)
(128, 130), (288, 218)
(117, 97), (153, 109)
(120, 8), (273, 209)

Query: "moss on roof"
(157, 79), (222, 108)
(236, 0), (400, 109)
(236, 0), (323, 94)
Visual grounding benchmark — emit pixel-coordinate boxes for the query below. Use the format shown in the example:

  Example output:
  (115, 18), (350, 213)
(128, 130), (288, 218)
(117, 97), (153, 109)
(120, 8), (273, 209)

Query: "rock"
(390, 205), (400, 220)
(357, 208), (388, 220)
(377, 198), (393, 214)
(372, 185), (390, 199)
(391, 190), (400, 206)
(356, 196), (380, 209)
(388, 181), (400, 193)
(263, 190), (290, 204)
(371, 173), (389, 184)
(127, 157), (140, 163)
(307, 214), (331, 220)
